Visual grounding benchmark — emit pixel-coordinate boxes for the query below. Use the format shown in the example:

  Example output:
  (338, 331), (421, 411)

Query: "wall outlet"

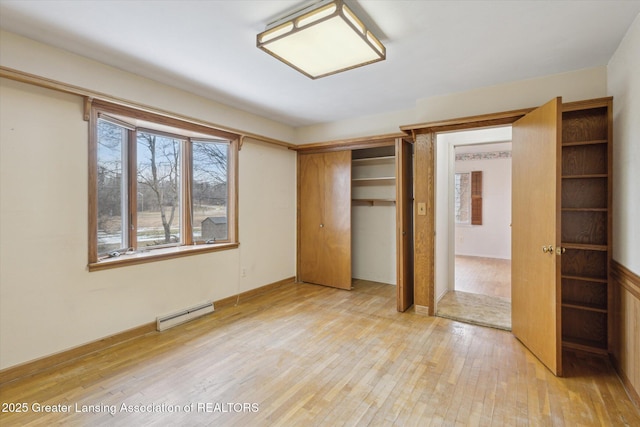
(241, 268), (247, 277)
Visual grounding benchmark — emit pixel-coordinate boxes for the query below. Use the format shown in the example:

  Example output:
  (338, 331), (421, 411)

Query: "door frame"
(295, 134), (415, 311)
(435, 133), (513, 311)
(403, 107), (535, 315)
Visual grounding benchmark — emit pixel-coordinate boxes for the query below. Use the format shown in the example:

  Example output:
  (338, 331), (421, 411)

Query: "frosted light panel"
(263, 17), (379, 78)
(257, 1), (385, 79)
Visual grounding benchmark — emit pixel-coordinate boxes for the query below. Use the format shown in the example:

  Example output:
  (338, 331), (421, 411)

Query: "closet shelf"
(562, 139), (607, 147)
(561, 208), (607, 212)
(561, 274), (608, 284)
(352, 177), (395, 185)
(562, 338), (608, 354)
(352, 198), (396, 206)
(561, 302), (607, 313)
(562, 174), (607, 179)
(352, 156), (395, 164)
(561, 243), (608, 251)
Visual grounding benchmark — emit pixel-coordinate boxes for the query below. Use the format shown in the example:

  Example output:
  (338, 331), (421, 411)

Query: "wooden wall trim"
(400, 99), (615, 135)
(214, 277), (295, 309)
(0, 277), (296, 385)
(611, 259), (640, 408)
(0, 66), (295, 149)
(0, 322), (156, 386)
(562, 96), (614, 113)
(400, 108), (535, 133)
(414, 305), (430, 316)
(618, 367), (640, 412)
(612, 259), (640, 300)
(294, 133), (408, 153)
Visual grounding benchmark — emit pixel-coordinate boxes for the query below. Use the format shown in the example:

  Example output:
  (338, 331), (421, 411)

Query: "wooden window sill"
(88, 242), (239, 272)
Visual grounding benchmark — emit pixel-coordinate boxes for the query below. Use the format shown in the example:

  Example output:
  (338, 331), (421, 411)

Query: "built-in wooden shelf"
(560, 101), (612, 355)
(562, 139), (608, 147)
(562, 274), (608, 284)
(562, 208), (607, 212)
(562, 302), (607, 313)
(562, 174), (608, 179)
(562, 338), (608, 355)
(562, 243), (608, 251)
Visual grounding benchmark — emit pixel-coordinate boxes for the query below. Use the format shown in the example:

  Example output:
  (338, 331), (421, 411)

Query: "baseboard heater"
(156, 302), (214, 331)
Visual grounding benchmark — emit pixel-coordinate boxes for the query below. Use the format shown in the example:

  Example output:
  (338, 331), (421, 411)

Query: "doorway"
(433, 127), (513, 330)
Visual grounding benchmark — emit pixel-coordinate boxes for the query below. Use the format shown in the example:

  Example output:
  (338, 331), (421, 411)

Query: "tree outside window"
(90, 100), (238, 266)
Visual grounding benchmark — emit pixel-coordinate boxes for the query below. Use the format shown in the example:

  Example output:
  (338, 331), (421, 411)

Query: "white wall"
(0, 30), (296, 144)
(238, 138), (297, 291)
(434, 139), (455, 302)
(454, 147), (512, 259)
(608, 14), (640, 275)
(296, 107), (416, 145)
(415, 67), (607, 124)
(352, 206), (396, 284)
(296, 67), (607, 143)
(0, 79), (296, 370)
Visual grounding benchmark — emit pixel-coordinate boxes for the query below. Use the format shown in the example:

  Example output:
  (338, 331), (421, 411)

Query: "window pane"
(192, 141), (229, 242)
(97, 119), (127, 254)
(137, 131), (182, 247)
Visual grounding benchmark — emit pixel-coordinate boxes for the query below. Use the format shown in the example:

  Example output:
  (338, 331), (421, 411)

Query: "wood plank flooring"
(1, 280), (639, 426)
(437, 291), (511, 331)
(438, 256), (511, 330)
(455, 255), (511, 299)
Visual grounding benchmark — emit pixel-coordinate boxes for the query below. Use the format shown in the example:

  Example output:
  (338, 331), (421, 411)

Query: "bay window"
(89, 100), (238, 270)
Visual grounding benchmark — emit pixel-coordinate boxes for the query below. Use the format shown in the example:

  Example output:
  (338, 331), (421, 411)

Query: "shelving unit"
(560, 99), (612, 354)
(350, 146), (399, 286)
(351, 198), (395, 206)
(352, 154), (396, 205)
(352, 176), (396, 184)
(297, 138), (413, 305)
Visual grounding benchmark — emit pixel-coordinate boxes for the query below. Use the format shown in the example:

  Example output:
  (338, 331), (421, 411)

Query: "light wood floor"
(455, 255), (511, 299)
(438, 256), (512, 330)
(1, 280), (638, 426)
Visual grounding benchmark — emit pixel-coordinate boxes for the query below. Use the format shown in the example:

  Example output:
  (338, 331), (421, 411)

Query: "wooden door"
(396, 138), (414, 311)
(512, 97), (563, 376)
(298, 151), (352, 290)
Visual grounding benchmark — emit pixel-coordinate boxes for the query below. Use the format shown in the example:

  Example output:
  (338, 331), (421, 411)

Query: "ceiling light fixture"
(257, 0), (386, 79)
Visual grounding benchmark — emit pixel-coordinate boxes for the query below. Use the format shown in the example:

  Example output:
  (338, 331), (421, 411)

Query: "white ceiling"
(1, 1), (638, 128)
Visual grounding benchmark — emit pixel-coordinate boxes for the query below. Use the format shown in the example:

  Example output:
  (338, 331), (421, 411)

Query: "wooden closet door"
(298, 151), (351, 290)
(396, 138), (414, 311)
(512, 97), (563, 376)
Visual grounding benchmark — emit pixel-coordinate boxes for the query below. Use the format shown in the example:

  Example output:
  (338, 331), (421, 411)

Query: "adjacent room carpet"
(437, 290), (511, 331)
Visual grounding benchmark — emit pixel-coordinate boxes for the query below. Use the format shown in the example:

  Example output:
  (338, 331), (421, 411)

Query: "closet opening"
(351, 145), (397, 291)
(297, 137), (413, 312)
